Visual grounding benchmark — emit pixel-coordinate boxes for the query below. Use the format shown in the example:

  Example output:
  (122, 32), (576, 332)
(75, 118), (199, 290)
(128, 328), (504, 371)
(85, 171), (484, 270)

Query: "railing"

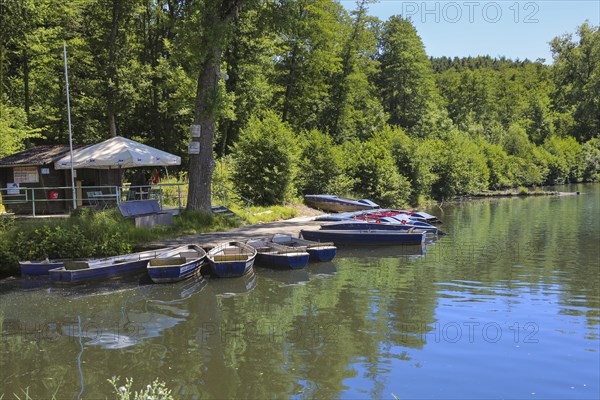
(0, 183), (188, 217)
(0, 182), (252, 217)
(212, 182), (253, 215)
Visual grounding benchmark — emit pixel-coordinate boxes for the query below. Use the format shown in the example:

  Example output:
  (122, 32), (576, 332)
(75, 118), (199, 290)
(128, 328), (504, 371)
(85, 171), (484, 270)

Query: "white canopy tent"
(54, 136), (181, 170)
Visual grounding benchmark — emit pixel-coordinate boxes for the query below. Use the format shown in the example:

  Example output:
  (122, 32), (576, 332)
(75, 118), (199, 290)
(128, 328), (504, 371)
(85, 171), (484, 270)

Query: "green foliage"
(7, 209), (132, 263)
(501, 124), (532, 157)
(0, 104), (41, 157)
(430, 131), (489, 199)
(296, 129), (346, 195)
(0, 3), (596, 208)
(343, 130), (411, 207)
(387, 125), (436, 202)
(170, 210), (238, 236)
(231, 111), (298, 205)
(479, 141), (514, 189)
(0, 214), (16, 232)
(240, 205), (299, 225)
(377, 15), (440, 131)
(543, 135), (584, 184)
(582, 137), (600, 182)
(551, 22), (600, 141)
(324, 1), (386, 142)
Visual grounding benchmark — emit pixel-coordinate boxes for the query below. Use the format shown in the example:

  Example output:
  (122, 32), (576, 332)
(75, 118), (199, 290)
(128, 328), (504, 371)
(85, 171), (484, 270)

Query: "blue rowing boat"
(20, 259), (69, 277)
(48, 248), (171, 283)
(270, 233), (337, 262)
(322, 220), (443, 235)
(300, 229), (426, 246)
(147, 244), (207, 283)
(206, 241), (257, 278)
(247, 239), (310, 270)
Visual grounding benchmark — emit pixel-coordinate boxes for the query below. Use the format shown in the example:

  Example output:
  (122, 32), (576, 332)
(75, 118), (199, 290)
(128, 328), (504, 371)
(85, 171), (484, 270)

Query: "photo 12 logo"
(401, 2), (540, 24)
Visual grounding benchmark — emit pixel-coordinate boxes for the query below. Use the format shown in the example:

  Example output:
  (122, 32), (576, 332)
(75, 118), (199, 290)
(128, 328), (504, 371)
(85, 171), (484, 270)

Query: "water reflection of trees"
(1, 184), (598, 398)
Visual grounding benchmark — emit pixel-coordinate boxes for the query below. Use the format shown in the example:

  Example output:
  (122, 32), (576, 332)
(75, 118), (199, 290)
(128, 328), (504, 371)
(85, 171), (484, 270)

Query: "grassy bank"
(0, 205), (299, 277)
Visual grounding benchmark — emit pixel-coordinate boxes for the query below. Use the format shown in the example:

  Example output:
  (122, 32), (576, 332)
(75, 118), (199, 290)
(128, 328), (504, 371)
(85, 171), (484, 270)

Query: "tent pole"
(64, 43), (77, 210)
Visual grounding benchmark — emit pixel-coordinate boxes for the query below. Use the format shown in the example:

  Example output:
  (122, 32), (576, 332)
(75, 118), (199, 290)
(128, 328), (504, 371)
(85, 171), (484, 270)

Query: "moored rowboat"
(20, 259), (71, 277)
(147, 244), (206, 283)
(48, 248), (172, 283)
(300, 229), (426, 246)
(246, 238), (310, 270)
(206, 241), (257, 278)
(304, 195), (379, 213)
(270, 233), (337, 262)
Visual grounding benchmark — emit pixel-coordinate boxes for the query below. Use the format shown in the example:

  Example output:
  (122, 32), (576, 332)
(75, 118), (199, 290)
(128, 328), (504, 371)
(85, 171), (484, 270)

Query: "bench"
(118, 199), (173, 228)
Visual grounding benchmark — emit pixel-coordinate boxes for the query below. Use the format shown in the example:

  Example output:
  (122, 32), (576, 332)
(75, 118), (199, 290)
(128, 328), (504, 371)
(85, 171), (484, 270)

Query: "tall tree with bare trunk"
(185, 0), (240, 212)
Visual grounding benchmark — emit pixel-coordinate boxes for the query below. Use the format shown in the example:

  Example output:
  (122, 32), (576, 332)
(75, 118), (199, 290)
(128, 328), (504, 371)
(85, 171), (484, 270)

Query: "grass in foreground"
(109, 377), (174, 400)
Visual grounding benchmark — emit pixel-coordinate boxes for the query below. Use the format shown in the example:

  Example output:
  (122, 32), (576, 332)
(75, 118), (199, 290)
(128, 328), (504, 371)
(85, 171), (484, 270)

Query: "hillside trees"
(551, 22), (600, 141)
(0, 2), (598, 207)
(376, 16), (440, 133)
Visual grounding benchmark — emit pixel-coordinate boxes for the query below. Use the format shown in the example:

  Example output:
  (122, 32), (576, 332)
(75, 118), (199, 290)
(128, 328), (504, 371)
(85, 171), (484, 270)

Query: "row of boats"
(19, 234), (337, 284)
(19, 204), (443, 285)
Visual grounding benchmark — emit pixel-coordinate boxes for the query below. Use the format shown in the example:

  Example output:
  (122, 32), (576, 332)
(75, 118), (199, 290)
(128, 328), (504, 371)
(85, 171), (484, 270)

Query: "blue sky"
(341, 1), (600, 62)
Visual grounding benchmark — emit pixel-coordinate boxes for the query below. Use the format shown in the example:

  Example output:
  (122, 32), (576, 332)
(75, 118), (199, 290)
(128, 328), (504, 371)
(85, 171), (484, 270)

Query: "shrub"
(11, 225), (96, 261)
(480, 140), (514, 189)
(543, 135), (584, 184)
(430, 131), (489, 199)
(296, 129), (345, 195)
(343, 135), (412, 207)
(231, 111), (298, 205)
(109, 377), (174, 400)
(582, 137), (600, 182)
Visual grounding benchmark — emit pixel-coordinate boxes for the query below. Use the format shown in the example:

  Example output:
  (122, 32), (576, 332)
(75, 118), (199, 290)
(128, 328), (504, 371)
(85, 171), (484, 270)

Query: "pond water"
(1, 184), (598, 399)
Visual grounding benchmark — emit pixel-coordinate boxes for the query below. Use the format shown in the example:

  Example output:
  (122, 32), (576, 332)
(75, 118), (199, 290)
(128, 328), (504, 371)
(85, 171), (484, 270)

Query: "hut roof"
(0, 145), (87, 168)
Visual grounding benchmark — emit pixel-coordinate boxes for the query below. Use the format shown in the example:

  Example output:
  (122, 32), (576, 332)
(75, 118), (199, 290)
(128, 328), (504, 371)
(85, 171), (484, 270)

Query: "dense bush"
(480, 141), (514, 189)
(543, 135), (584, 184)
(343, 132), (412, 207)
(582, 138), (600, 182)
(231, 112), (299, 205)
(296, 129), (346, 195)
(430, 131), (489, 199)
(389, 127), (439, 202)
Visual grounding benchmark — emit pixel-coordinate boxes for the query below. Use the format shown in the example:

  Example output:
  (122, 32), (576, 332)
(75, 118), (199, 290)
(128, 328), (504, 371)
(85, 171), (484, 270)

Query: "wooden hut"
(0, 145), (119, 215)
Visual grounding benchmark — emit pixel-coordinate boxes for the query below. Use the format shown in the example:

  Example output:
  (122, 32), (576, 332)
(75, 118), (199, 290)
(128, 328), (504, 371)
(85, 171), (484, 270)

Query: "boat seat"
(64, 261), (90, 270)
(179, 251), (200, 259)
(149, 257), (186, 266)
(213, 254), (248, 262)
(223, 248), (245, 255)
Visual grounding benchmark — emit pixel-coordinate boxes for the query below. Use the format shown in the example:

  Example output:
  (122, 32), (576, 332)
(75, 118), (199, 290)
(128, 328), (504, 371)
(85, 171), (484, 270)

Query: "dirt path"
(141, 215), (324, 250)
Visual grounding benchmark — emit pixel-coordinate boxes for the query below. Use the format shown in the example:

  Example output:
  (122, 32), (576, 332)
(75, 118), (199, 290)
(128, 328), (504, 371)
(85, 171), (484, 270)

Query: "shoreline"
(459, 190), (580, 200)
(140, 190), (582, 250)
(139, 215), (324, 250)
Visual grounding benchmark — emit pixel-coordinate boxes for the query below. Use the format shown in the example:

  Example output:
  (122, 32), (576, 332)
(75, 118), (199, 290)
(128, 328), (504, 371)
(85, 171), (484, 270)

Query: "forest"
(1, 0), (599, 207)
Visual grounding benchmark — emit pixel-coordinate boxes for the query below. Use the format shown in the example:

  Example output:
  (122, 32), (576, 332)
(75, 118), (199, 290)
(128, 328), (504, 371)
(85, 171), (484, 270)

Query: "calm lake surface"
(1, 184), (599, 399)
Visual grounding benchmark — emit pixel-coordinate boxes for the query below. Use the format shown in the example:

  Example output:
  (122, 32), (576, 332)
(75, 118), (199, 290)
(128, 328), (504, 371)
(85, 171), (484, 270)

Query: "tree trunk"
(107, 0), (120, 138)
(23, 49), (31, 147)
(23, 50), (30, 119)
(186, 0), (239, 213)
(187, 52), (220, 212)
(282, 40), (299, 123)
